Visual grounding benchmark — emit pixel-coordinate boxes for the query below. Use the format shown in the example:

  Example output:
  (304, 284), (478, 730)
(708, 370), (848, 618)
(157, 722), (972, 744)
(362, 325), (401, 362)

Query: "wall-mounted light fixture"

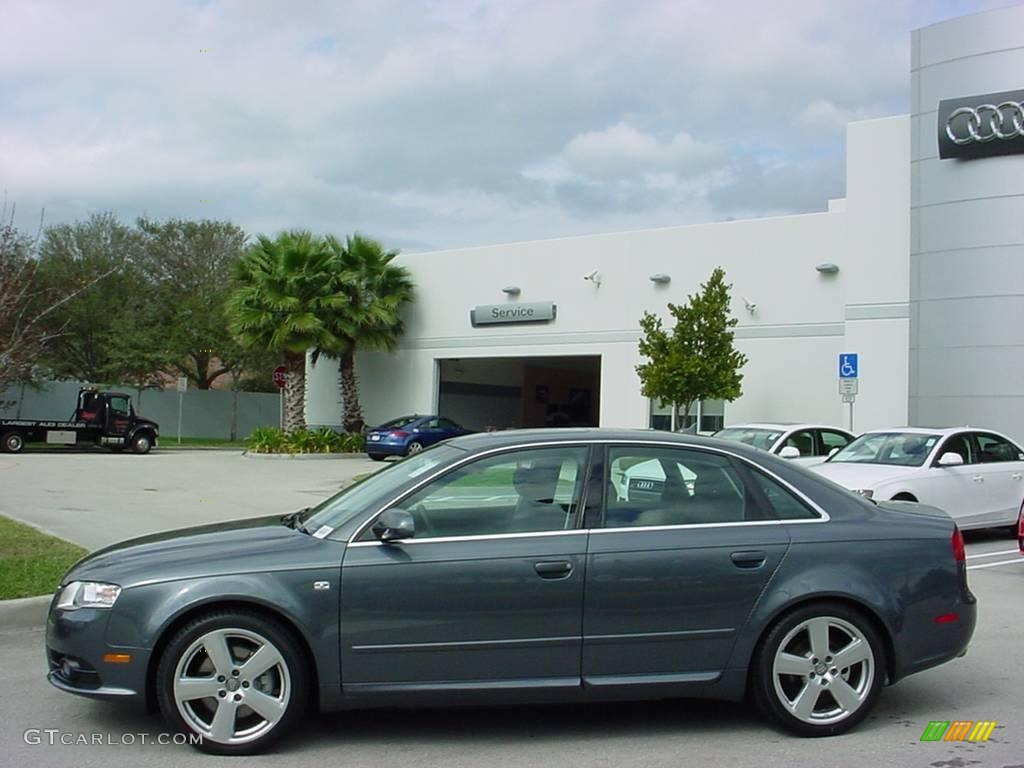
(741, 296), (757, 314)
(649, 273), (671, 284)
(501, 286), (522, 296)
(815, 263), (840, 274)
(583, 270), (602, 287)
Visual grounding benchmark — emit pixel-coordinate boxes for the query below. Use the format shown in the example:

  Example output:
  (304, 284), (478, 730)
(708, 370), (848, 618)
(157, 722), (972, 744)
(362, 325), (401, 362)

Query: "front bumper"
(45, 599), (149, 703)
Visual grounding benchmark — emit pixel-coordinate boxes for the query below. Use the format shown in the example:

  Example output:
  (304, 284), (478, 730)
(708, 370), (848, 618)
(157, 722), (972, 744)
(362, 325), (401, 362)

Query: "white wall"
(310, 115), (911, 433)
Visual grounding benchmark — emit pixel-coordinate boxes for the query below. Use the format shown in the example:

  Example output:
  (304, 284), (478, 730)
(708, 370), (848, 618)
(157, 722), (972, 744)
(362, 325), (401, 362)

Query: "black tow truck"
(0, 388), (159, 454)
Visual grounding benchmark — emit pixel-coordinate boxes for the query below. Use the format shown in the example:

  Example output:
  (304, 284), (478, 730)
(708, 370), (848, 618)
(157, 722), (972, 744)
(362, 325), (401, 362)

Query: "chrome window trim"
(349, 529), (588, 548)
(347, 438), (830, 545)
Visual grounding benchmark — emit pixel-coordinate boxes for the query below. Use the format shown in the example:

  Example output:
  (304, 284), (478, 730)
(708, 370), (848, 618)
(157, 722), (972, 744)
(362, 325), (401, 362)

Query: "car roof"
(446, 428), (768, 458)
(860, 426), (980, 436)
(720, 423), (848, 432)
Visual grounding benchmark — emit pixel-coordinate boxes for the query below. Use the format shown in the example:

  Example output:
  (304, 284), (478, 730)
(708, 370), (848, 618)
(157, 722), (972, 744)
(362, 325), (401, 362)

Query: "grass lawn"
(0, 516), (88, 600)
(160, 437), (248, 449)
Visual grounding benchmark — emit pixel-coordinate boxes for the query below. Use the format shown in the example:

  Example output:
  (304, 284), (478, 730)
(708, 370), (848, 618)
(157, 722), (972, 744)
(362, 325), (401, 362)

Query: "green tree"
(34, 213), (146, 382)
(636, 267), (748, 428)
(135, 217), (248, 389)
(227, 231), (346, 432)
(318, 233), (415, 433)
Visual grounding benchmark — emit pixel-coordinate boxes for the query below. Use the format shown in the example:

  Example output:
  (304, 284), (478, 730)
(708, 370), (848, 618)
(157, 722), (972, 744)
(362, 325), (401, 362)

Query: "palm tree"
(319, 234), (414, 433)
(227, 231), (347, 432)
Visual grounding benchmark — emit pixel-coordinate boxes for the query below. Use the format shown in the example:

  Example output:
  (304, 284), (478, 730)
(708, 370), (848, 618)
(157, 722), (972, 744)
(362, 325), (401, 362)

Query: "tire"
(156, 610), (309, 755)
(130, 432), (153, 454)
(890, 493), (917, 503)
(405, 440), (424, 456)
(751, 602), (885, 737)
(368, 453), (387, 462)
(2, 431), (24, 453)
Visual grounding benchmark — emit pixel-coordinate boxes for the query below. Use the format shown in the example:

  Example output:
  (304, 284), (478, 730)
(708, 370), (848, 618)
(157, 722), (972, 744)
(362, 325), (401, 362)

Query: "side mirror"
(937, 452), (964, 467)
(372, 509), (416, 542)
(827, 447), (840, 458)
(779, 446), (801, 459)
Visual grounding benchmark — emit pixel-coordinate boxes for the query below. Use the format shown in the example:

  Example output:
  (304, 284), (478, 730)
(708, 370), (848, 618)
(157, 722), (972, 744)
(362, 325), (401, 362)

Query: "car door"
(582, 444), (789, 693)
(340, 444), (591, 695)
(923, 432), (983, 526)
(778, 428), (819, 466)
(971, 432), (1024, 526)
(104, 395), (132, 443)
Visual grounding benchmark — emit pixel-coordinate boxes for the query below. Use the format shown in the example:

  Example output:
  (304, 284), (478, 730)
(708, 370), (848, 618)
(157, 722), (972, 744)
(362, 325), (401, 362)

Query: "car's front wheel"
(751, 602), (885, 737)
(131, 432), (153, 454)
(156, 611), (309, 755)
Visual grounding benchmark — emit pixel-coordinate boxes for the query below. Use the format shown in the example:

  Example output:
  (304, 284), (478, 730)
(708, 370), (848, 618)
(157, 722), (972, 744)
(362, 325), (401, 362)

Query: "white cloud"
(0, 0), (1008, 249)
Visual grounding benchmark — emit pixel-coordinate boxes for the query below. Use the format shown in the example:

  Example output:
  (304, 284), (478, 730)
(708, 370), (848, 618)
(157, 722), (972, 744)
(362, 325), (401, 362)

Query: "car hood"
(809, 461), (918, 490)
(63, 515), (345, 589)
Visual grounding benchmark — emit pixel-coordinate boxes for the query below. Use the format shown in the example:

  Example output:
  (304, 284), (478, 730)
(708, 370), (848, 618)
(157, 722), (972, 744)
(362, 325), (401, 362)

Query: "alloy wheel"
(771, 615), (875, 726)
(172, 628), (291, 746)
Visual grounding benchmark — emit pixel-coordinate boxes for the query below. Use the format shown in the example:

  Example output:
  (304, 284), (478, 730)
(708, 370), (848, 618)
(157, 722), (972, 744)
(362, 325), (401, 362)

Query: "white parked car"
(712, 423), (855, 467)
(811, 427), (1024, 531)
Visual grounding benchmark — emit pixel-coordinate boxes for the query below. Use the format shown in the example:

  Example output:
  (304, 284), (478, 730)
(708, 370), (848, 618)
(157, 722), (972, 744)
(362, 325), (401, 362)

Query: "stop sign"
(272, 366), (287, 390)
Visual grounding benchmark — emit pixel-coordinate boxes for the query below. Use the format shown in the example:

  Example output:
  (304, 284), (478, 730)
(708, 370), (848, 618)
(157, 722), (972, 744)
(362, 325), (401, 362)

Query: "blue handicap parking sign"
(839, 354), (859, 378)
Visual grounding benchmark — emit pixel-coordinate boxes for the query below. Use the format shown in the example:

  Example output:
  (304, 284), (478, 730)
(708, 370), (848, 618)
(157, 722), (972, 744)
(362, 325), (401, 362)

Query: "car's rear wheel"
(2, 431), (24, 453)
(156, 611), (309, 755)
(752, 602), (885, 737)
(406, 440), (424, 456)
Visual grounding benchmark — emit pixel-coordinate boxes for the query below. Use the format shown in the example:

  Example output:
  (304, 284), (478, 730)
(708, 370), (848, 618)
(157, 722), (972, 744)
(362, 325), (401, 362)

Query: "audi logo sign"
(937, 88), (1024, 160)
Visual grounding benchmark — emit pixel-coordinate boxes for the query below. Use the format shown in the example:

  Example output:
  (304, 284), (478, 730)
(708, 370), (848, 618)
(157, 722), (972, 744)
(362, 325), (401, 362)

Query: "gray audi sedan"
(46, 429), (976, 754)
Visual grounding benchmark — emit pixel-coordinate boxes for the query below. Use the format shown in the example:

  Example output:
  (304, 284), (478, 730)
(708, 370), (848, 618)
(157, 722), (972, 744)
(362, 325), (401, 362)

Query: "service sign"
(937, 89), (1024, 160)
(470, 301), (557, 327)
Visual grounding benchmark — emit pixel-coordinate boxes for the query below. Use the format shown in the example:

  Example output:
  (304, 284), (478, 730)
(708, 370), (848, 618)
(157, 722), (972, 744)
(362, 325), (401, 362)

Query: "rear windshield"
(378, 415), (420, 429)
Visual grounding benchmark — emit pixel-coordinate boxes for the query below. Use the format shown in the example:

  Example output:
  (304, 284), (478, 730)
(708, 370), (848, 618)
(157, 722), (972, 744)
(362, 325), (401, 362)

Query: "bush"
(245, 426), (365, 454)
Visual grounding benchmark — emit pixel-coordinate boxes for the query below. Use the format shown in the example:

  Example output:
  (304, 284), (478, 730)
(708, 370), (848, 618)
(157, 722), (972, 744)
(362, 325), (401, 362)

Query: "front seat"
(511, 461), (563, 532)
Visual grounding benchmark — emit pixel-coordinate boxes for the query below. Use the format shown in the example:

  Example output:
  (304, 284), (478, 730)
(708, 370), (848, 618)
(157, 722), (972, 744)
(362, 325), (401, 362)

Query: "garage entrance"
(437, 356), (601, 431)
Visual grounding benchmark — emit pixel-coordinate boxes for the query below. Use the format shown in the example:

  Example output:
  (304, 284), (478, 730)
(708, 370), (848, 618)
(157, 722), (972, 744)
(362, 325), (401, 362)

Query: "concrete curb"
(242, 451), (370, 461)
(0, 595), (51, 629)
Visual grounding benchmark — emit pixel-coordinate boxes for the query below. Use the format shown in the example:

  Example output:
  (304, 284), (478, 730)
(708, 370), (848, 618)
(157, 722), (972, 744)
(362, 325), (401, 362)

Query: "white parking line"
(966, 549), (1020, 560)
(967, 557), (1024, 571)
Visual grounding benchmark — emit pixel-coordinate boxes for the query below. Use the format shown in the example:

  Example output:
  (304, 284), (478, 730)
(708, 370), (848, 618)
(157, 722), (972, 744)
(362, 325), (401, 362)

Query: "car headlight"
(56, 581), (122, 610)
(853, 489), (875, 499)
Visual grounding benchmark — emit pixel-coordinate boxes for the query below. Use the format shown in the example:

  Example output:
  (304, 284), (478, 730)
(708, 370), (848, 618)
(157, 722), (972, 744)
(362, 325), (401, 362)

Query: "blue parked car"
(364, 414), (471, 460)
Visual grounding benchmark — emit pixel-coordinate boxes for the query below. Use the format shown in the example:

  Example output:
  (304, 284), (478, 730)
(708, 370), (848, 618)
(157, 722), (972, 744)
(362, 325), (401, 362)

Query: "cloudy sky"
(0, 0), (1009, 252)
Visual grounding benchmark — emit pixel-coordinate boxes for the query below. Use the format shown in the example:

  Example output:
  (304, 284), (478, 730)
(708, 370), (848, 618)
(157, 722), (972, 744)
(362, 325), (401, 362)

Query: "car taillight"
(389, 430), (409, 438)
(951, 527), (965, 563)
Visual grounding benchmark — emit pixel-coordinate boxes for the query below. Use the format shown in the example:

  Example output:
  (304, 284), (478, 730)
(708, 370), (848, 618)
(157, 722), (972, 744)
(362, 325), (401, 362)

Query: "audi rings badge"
(938, 89), (1024, 160)
(946, 102), (1024, 145)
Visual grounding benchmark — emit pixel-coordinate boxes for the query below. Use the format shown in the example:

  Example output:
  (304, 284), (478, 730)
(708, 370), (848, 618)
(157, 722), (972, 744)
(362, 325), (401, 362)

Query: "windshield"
(829, 432), (940, 467)
(375, 415), (420, 430)
(301, 444), (464, 532)
(714, 428), (784, 451)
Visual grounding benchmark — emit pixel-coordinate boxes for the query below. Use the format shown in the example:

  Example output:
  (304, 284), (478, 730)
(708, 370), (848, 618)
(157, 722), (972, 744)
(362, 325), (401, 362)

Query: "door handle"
(534, 561), (573, 579)
(730, 550), (766, 568)
(972, 475), (984, 483)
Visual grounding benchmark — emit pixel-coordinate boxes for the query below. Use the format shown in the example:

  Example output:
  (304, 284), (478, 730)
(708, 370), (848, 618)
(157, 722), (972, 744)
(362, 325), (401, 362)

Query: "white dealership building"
(307, 4), (1024, 442)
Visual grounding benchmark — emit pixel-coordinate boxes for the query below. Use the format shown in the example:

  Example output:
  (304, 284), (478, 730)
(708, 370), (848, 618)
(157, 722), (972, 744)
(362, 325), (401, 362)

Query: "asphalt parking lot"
(1, 450), (1022, 768)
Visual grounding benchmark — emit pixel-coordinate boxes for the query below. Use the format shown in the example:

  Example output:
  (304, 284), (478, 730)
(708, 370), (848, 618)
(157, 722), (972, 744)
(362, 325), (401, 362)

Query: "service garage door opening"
(437, 356), (601, 431)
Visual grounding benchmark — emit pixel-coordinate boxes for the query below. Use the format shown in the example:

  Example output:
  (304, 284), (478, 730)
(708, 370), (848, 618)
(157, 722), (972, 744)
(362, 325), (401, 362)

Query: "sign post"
(838, 353), (859, 432)
(273, 366), (287, 430)
(176, 376), (188, 445)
